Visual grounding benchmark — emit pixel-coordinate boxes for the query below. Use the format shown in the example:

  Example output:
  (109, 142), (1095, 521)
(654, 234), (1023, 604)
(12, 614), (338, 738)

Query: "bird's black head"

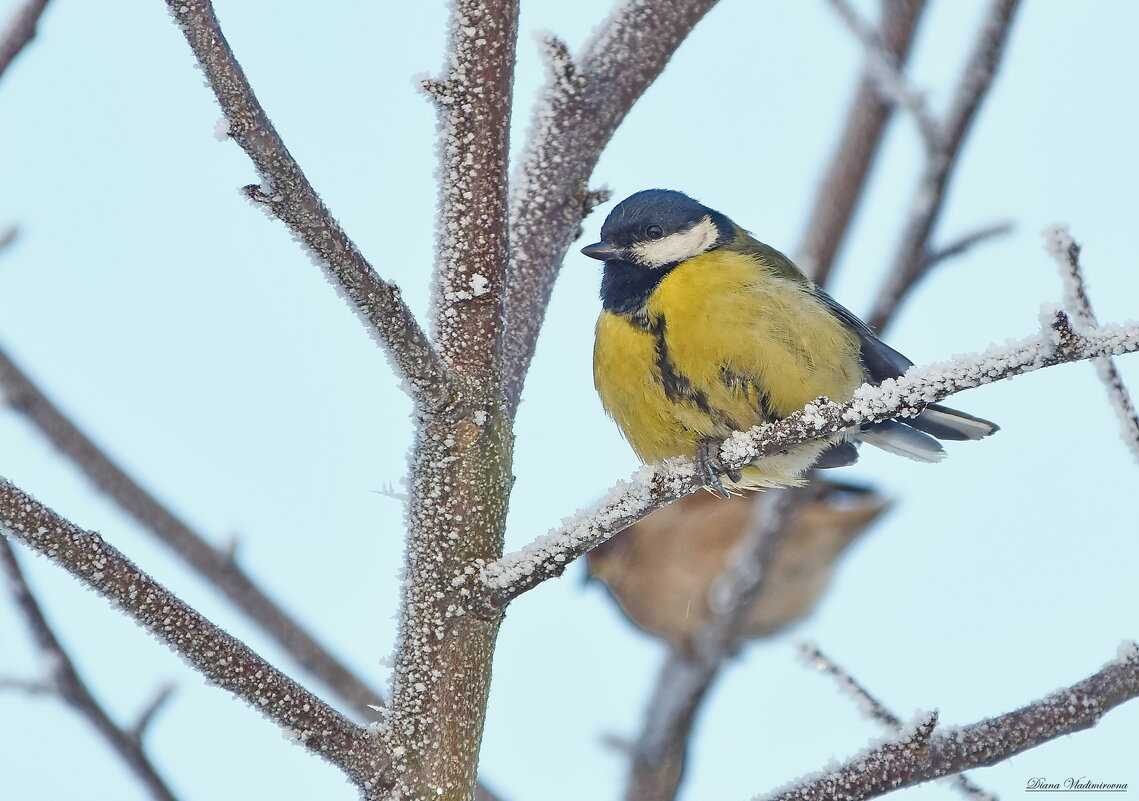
(582, 189), (734, 316)
(582, 189), (733, 268)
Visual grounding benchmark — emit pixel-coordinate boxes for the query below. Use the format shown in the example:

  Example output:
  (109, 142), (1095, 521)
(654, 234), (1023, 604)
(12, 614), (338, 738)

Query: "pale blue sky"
(1, 2), (1137, 800)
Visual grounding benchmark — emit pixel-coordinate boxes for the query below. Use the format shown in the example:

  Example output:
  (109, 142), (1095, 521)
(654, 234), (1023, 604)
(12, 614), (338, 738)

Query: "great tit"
(583, 189), (997, 493)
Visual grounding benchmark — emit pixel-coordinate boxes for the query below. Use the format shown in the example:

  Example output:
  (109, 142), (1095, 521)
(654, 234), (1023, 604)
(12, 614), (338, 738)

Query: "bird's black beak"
(581, 241), (622, 261)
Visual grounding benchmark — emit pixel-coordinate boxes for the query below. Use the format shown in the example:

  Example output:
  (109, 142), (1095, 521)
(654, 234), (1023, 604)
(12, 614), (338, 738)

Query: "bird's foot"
(695, 437), (741, 498)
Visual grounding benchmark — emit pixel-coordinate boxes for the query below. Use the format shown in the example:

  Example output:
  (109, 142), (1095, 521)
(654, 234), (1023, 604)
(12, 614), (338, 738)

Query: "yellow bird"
(583, 189), (997, 492)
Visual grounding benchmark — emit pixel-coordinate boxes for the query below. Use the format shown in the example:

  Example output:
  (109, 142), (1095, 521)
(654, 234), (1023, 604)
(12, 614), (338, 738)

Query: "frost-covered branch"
(164, 0), (458, 416)
(625, 489), (806, 801)
(766, 644), (1139, 801)
(797, 0), (927, 285)
(382, 2), (519, 798)
(799, 642), (992, 800)
(0, 0), (49, 77)
(868, 0), (1021, 332)
(503, 0), (720, 414)
(0, 480), (393, 796)
(800, 641), (905, 729)
(480, 313), (1139, 609)
(425, 0), (517, 392)
(1045, 226), (1139, 464)
(824, 0), (939, 148)
(0, 344), (386, 720)
(0, 536), (181, 801)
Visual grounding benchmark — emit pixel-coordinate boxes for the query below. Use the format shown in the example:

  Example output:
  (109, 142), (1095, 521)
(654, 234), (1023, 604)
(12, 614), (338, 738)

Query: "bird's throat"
(600, 259), (676, 321)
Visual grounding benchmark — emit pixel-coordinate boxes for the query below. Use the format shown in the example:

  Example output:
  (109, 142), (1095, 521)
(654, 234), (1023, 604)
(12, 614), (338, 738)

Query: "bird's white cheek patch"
(631, 215), (720, 268)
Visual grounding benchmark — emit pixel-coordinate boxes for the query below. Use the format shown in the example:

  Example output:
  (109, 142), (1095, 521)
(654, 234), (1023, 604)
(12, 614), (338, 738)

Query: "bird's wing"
(728, 231), (912, 381)
(714, 236), (996, 443)
(811, 288), (913, 381)
(813, 287), (999, 442)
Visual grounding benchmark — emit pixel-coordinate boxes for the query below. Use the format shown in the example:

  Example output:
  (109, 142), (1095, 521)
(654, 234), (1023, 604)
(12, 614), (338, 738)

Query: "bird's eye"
(645, 225), (664, 240)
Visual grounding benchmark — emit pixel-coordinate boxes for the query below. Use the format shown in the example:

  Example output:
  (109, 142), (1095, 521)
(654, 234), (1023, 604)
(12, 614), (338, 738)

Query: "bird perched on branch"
(583, 189), (997, 493)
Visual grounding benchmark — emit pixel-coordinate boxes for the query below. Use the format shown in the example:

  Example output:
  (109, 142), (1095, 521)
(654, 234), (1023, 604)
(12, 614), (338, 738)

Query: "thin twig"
(797, 0), (928, 285)
(0, 536), (181, 801)
(824, 0), (939, 148)
(0, 0), (49, 78)
(767, 644), (1139, 801)
(868, 0), (1022, 332)
(129, 684), (177, 743)
(1044, 225), (1139, 464)
(0, 225), (18, 254)
(164, 0), (459, 416)
(798, 641), (903, 729)
(480, 312), (1139, 609)
(923, 220), (1014, 271)
(0, 343), (386, 720)
(0, 677), (51, 694)
(625, 489), (806, 801)
(0, 482), (392, 796)
(503, 0), (721, 415)
(799, 642), (994, 800)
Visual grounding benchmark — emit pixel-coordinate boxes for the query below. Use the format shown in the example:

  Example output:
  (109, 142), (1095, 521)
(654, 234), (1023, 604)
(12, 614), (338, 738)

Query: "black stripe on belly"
(649, 315), (713, 416)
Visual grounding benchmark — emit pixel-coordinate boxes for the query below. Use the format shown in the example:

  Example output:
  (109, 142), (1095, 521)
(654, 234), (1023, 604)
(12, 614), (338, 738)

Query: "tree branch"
(824, 0), (939, 149)
(1044, 225), (1139, 463)
(922, 220), (1013, 271)
(768, 644), (1139, 801)
(0, 482), (393, 797)
(427, 0), (518, 396)
(797, 0), (928, 285)
(625, 489), (806, 801)
(799, 642), (992, 800)
(503, 0), (720, 415)
(868, 0), (1022, 332)
(0, 0), (49, 78)
(480, 313), (1139, 609)
(0, 343), (386, 720)
(164, 0), (459, 416)
(382, 2), (518, 797)
(0, 536), (180, 801)
(0, 225), (17, 253)
(129, 683), (177, 744)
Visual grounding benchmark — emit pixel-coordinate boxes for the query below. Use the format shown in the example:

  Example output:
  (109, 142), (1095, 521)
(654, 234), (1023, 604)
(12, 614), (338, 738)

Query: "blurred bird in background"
(587, 480), (889, 653)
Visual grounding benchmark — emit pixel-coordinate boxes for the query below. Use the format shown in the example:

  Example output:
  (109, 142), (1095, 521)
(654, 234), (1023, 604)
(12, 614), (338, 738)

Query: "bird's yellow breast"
(593, 248), (863, 472)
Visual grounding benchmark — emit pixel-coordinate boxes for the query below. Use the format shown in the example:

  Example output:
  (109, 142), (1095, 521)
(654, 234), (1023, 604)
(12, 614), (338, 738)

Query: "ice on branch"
(481, 315), (1139, 609)
(1043, 224), (1139, 465)
(481, 466), (670, 590)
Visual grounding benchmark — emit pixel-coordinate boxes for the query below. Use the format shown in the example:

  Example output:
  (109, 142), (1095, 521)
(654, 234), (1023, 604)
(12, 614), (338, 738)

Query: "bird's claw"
(696, 438), (739, 498)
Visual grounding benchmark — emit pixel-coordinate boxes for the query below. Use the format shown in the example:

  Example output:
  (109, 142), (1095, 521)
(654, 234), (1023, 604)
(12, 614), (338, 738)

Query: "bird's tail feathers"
(909, 403), (999, 441)
(858, 420), (945, 463)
